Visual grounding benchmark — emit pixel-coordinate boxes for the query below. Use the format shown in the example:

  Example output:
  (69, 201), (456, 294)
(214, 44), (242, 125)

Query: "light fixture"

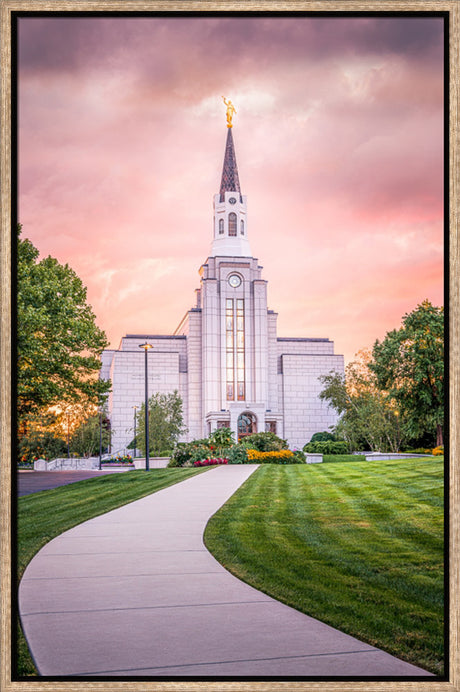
(132, 405), (138, 461)
(139, 343), (153, 471)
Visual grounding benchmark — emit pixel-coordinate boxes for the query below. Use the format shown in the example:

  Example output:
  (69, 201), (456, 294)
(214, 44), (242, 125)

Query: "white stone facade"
(101, 126), (344, 453)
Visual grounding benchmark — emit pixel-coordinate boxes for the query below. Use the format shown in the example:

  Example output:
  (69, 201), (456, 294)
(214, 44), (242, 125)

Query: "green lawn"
(204, 458), (445, 675)
(16, 467), (210, 676)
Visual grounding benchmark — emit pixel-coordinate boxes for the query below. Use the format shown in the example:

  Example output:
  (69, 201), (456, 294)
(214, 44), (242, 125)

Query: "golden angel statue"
(222, 96), (236, 128)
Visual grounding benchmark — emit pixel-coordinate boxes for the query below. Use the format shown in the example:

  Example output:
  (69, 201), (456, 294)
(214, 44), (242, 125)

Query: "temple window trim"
(228, 212), (237, 237)
(226, 298), (245, 401)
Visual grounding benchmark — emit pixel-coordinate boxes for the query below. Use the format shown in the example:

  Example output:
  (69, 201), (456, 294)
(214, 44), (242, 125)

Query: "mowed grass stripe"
(204, 459), (444, 675)
(303, 471), (442, 560)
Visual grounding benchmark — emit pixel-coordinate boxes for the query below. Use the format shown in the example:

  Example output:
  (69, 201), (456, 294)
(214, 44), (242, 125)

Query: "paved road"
(19, 465), (433, 678)
(17, 469), (132, 497)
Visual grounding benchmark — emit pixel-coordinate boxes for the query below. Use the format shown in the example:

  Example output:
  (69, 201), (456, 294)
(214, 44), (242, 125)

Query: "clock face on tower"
(229, 197), (237, 204)
(228, 274), (242, 288)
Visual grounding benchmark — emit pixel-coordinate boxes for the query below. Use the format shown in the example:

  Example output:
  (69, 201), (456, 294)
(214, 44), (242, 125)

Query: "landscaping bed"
(101, 462), (135, 468)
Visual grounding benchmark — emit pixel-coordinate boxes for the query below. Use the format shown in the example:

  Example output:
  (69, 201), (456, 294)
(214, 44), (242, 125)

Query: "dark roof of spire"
(219, 128), (241, 202)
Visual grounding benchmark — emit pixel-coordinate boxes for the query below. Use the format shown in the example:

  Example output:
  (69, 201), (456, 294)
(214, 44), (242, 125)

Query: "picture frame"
(1, 2), (458, 690)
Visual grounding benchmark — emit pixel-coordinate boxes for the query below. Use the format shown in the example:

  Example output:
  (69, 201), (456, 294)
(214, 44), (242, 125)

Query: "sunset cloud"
(17, 14), (444, 364)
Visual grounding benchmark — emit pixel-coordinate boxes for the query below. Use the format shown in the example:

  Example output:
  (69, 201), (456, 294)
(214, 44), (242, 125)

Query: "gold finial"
(222, 96), (236, 128)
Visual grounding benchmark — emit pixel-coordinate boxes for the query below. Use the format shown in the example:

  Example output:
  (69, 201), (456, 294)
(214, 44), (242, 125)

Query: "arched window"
(240, 220), (244, 235)
(238, 412), (257, 440)
(228, 213), (237, 237)
(219, 218), (224, 234)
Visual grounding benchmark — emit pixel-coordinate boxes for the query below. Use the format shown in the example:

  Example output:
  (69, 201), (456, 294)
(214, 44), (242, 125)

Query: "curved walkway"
(19, 465), (432, 678)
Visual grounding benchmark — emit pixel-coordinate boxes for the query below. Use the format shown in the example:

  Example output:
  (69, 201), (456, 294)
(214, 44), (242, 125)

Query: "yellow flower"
(246, 449), (294, 462)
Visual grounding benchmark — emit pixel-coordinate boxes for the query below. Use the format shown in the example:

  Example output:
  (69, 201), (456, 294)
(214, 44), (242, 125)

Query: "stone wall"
(109, 336), (188, 452)
(305, 453), (323, 464)
(365, 452), (433, 461)
(133, 457), (170, 469)
(280, 353), (344, 450)
(34, 457), (101, 470)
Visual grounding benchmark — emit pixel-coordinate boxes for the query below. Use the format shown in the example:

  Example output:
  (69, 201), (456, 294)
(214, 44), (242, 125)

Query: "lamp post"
(132, 405), (138, 460)
(139, 343), (153, 470)
(66, 412), (70, 458)
(99, 409), (103, 470)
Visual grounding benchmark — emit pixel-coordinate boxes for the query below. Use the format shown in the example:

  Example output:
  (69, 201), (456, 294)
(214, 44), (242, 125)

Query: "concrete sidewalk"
(19, 465), (433, 678)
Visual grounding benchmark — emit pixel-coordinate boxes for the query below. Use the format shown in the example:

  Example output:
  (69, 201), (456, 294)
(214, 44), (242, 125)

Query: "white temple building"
(100, 120), (344, 452)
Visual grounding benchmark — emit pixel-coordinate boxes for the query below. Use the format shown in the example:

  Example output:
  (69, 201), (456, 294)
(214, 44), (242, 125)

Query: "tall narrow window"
(226, 298), (245, 401)
(240, 220), (244, 235)
(226, 299), (234, 400)
(236, 299), (245, 400)
(228, 212), (237, 236)
(219, 218), (224, 234)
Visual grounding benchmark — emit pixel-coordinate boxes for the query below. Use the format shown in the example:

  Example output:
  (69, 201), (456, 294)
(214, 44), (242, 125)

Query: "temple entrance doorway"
(238, 412), (257, 441)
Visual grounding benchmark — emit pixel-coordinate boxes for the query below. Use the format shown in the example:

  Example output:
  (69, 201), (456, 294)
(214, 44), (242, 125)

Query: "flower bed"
(193, 458), (228, 467)
(101, 463), (135, 467)
(246, 449), (300, 464)
(19, 455), (43, 468)
(102, 455), (134, 466)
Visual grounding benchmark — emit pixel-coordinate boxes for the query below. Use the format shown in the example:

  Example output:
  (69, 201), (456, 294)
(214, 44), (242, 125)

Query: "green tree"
(136, 390), (186, 457)
(71, 413), (111, 458)
(310, 431), (337, 443)
(17, 226), (111, 423)
(370, 301), (444, 447)
(18, 411), (67, 462)
(319, 350), (404, 452)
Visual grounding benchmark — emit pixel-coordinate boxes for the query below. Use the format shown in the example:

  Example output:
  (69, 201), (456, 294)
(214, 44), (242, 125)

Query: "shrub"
(246, 449), (300, 464)
(189, 444), (214, 463)
(239, 432), (288, 452)
(169, 439), (211, 467)
(323, 455), (364, 463)
(18, 414), (68, 464)
(227, 445), (249, 464)
(168, 443), (190, 467)
(310, 431), (336, 443)
(18, 455), (41, 467)
(193, 458), (228, 467)
(208, 427), (235, 454)
(432, 446), (444, 456)
(292, 449), (306, 463)
(303, 440), (349, 455)
(403, 447), (433, 455)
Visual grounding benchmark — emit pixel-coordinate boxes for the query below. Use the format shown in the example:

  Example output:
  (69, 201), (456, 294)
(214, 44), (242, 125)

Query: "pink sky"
(17, 15), (444, 365)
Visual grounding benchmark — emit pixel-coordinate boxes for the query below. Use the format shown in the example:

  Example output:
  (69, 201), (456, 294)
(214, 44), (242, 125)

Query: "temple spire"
(211, 119), (251, 258)
(219, 128), (241, 202)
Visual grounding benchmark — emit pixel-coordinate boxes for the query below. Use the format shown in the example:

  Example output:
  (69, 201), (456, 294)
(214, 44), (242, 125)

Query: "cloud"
(17, 15), (445, 363)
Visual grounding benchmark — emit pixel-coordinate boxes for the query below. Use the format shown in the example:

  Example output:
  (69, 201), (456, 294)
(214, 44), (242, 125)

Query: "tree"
(71, 413), (111, 458)
(18, 411), (67, 462)
(370, 301), (444, 447)
(136, 390), (186, 457)
(310, 431), (336, 443)
(17, 226), (111, 422)
(319, 350), (404, 452)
